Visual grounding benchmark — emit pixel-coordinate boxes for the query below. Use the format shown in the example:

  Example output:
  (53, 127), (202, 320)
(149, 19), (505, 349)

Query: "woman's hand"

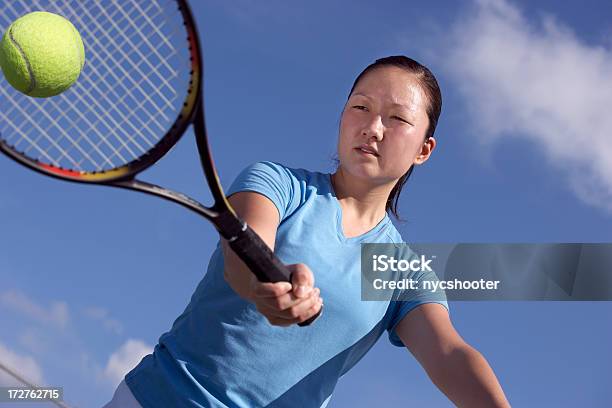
(246, 263), (323, 326)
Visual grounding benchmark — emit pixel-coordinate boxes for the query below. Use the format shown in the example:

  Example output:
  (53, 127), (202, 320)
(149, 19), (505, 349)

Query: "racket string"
(0, 106), (75, 166)
(57, 4), (160, 165)
(93, 1), (178, 112)
(3, 1), (107, 168)
(74, 0), (187, 165)
(1, 1), (105, 166)
(4, 0), (170, 167)
(0, 0), (192, 172)
(11, 0), (133, 168)
(112, 0), (180, 92)
(54, 0), (178, 160)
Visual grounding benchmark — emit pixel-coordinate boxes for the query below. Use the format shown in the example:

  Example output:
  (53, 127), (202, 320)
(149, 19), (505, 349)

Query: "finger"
(256, 303), (306, 326)
(256, 288), (321, 319)
(288, 290), (322, 321)
(287, 263), (315, 299)
(251, 280), (293, 298)
(297, 296), (323, 324)
(258, 288), (321, 320)
(263, 299), (322, 327)
(261, 295), (323, 327)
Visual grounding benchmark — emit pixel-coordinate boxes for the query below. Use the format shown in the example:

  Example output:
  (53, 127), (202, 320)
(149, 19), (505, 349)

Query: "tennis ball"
(0, 11), (85, 98)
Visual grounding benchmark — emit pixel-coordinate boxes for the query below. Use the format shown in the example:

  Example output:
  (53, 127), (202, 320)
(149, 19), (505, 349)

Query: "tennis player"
(104, 56), (510, 407)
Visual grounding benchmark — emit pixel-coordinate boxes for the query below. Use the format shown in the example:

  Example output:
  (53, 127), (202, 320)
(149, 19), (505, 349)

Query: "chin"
(342, 163), (386, 183)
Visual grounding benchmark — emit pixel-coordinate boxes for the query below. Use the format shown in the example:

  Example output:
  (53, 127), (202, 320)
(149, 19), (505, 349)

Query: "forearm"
(429, 344), (510, 408)
(221, 238), (255, 300)
(219, 192), (280, 301)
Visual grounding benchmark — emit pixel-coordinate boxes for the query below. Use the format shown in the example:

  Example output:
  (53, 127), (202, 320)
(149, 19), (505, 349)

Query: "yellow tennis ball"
(0, 11), (85, 98)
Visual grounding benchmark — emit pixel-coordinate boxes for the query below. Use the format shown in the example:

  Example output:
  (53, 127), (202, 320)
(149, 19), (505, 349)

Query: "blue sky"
(1, 0), (611, 407)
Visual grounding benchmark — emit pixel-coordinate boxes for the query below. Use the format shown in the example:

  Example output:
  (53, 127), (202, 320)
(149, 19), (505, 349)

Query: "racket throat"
(114, 178), (219, 220)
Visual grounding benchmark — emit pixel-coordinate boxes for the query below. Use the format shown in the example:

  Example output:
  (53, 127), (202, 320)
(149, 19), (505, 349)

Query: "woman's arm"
(221, 191), (281, 299)
(396, 303), (511, 407)
(221, 191), (322, 326)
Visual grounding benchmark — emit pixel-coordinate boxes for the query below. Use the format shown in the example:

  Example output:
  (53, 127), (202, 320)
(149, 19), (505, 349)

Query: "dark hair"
(346, 55), (442, 220)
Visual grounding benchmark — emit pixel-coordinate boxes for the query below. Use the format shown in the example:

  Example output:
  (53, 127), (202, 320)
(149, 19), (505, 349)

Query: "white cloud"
(0, 342), (45, 387)
(439, 0), (612, 213)
(102, 339), (152, 387)
(82, 306), (123, 335)
(0, 290), (69, 329)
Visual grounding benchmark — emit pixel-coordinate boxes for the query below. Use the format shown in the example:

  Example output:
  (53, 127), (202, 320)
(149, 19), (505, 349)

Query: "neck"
(330, 168), (395, 225)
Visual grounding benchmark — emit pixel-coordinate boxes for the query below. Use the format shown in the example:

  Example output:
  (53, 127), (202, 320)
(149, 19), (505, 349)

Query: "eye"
(391, 115), (412, 125)
(352, 105), (369, 111)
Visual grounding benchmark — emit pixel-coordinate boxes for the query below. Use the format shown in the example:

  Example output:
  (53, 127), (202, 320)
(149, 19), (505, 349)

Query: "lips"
(355, 144), (379, 157)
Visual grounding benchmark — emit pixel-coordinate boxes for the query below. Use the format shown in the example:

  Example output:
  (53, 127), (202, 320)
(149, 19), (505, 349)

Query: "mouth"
(355, 145), (379, 157)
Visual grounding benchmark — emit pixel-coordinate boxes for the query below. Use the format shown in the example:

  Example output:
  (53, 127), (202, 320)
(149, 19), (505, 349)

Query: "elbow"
(426, 342), (473, 383)
(428, 344), (511, 408)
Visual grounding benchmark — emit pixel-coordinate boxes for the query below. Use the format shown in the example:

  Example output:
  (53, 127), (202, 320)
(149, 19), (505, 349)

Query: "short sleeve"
(386, 267), (450, 347)
(226, 161), (299, 222)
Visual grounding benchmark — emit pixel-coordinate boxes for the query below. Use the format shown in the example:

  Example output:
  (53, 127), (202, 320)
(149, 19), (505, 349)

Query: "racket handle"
(226, 222), (322, 326)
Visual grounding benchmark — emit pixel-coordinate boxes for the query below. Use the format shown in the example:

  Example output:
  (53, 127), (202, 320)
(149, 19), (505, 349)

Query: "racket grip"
(227, 223), (322, 326)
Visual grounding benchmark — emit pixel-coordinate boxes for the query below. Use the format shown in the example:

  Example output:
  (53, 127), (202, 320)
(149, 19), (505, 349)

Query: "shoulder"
(229, 161), (331, 221)
(237, 161), (331, 193)
(237, 161), (319, 182)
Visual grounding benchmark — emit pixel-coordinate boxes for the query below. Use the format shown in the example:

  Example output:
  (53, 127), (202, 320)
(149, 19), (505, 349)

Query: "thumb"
(287, 263), (315, 299)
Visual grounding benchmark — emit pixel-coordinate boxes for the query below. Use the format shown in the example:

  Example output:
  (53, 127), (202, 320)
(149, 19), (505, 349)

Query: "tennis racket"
(0, 0), (320, 326)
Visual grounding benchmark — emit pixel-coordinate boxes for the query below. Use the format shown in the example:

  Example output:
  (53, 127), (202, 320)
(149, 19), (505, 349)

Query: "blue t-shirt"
(126, 161), (448, 408)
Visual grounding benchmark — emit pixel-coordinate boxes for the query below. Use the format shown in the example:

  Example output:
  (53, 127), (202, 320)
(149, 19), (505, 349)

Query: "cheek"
(338, 117), (355, 150)
(339, 109), (364, 134)
(382, 132), (422, 169)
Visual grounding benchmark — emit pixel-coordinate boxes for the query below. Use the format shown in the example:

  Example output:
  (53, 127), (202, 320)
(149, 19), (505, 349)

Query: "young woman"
(104, 56), (510, 408)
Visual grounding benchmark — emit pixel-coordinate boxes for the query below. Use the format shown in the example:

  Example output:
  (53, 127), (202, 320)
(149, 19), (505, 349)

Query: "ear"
(414, 136), (436, 165)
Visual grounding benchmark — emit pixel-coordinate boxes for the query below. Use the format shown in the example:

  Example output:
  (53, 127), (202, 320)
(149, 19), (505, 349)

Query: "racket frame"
(0, 0), (321, 325)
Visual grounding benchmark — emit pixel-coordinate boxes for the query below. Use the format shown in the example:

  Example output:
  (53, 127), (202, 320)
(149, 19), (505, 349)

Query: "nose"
(362, 115), (383, 141)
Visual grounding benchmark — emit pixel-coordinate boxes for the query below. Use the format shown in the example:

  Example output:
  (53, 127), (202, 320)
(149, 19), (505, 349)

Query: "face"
(337, 66), (434, 186)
